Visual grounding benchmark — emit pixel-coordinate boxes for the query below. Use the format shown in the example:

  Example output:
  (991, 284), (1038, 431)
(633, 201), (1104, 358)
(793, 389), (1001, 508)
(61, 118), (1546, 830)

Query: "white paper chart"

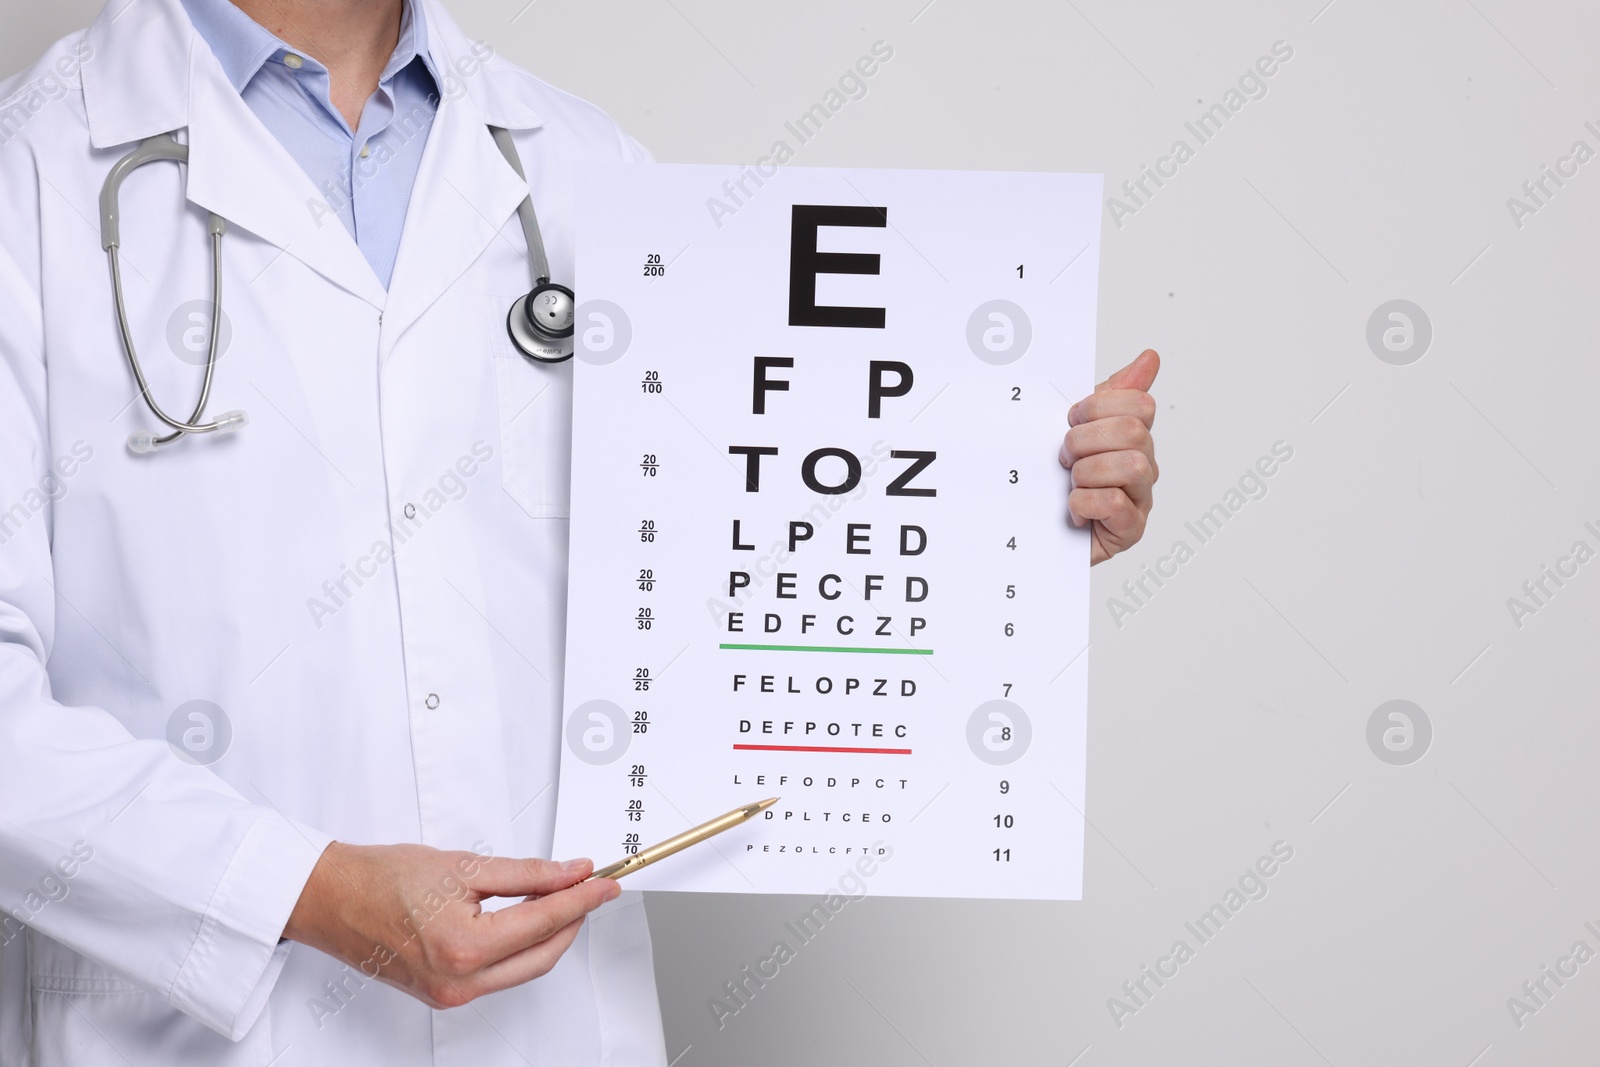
(551, 164), (1101, 900)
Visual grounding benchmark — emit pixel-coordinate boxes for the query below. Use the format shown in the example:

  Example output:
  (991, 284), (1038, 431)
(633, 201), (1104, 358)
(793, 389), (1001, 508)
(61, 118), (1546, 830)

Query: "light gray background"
(7, 2), (1598, 1064)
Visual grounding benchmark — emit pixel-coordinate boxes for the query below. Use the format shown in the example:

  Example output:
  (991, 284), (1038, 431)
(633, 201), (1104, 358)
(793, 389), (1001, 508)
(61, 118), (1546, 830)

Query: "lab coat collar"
(418, 0), (545, 132)
(183, 44), (390, 307)
(80, 0), (545, 312)
(380, 0), (550, 339)
(82, 0), (383, 306)
(82, 0), (193, 150)
(379, 80), (533, 342)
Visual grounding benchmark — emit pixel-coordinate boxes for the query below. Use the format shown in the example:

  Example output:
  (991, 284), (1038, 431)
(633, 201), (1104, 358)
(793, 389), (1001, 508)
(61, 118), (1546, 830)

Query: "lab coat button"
(403, 503), (416, 519)
(425, 693), (440, 710)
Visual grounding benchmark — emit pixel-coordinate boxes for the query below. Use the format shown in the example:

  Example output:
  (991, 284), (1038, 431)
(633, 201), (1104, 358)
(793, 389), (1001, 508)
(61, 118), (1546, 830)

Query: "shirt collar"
(178, 0), (439, 95)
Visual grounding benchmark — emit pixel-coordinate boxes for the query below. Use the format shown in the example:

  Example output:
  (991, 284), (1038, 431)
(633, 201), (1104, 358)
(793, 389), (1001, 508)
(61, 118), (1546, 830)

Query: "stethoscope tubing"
(108, 228), (227, 444)
(103, 135), (239, 450)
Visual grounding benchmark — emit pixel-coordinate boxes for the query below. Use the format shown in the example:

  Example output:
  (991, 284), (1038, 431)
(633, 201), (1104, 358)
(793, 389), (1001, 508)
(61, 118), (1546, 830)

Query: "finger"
(1094, 349), (1160, 394)
(1068, 451), (1155, 509)
(464, 915), (588, 998)
(1068, 388), (1156, 429)
(1059, 416), (1155, 469)
(1068, 487), (1146, 544)
(471, 877), (620, 966)
(464, 855), (593, 899)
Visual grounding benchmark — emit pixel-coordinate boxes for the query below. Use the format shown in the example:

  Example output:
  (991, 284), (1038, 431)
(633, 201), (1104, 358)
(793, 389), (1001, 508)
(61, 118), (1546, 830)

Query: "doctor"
(0, 0), (1160, 1063)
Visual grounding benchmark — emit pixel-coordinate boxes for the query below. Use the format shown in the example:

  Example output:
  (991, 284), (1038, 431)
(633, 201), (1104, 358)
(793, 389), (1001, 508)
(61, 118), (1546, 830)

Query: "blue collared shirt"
(179, 0), (442, 288)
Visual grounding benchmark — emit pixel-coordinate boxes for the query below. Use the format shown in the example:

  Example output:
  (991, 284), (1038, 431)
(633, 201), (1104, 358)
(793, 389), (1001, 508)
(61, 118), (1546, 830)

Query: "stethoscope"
(100, 125), (574, 455)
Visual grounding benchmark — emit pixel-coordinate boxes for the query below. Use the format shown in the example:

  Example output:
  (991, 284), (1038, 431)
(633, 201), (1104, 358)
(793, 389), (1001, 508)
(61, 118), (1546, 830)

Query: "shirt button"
(359, 143), (371, 159)
(425, 693), (440, 710)
(283, 53), (304, 69)
(404, 503), (416, 519)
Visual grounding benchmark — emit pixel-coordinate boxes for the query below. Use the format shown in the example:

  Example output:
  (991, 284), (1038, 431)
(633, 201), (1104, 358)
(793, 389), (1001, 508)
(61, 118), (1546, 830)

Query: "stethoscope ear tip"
(126, 410), (249, 455)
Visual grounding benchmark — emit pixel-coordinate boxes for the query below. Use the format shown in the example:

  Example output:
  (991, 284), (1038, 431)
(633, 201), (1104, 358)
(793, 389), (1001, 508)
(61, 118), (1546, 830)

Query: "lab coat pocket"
(490, 294), (574, 519)
(28, 935), (273, 1066)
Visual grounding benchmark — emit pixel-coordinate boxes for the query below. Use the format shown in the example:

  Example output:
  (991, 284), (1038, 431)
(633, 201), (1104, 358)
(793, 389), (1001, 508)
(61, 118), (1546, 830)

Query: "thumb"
(1096, 349), (1160, 393)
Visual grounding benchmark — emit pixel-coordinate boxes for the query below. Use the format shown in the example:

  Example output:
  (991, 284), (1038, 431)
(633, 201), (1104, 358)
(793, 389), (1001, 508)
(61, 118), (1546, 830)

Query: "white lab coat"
(0, 0), (667, 1063)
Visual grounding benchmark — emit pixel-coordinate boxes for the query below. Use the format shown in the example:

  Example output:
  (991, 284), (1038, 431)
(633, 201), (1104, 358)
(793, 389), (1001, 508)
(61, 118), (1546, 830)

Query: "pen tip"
(757, 797), (779, 811)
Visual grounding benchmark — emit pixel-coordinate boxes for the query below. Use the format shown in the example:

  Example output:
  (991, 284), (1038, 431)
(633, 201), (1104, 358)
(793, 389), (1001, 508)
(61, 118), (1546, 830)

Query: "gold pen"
(584, 797), (778, 882)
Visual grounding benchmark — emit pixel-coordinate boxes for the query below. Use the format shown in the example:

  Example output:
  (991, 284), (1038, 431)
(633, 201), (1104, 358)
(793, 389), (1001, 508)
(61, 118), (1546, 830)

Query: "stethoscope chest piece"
(507, 281), (575, 363)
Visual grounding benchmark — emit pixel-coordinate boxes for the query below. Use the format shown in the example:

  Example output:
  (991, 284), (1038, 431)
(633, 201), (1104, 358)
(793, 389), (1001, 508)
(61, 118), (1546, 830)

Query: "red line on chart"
(733, 743), (913, 755)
